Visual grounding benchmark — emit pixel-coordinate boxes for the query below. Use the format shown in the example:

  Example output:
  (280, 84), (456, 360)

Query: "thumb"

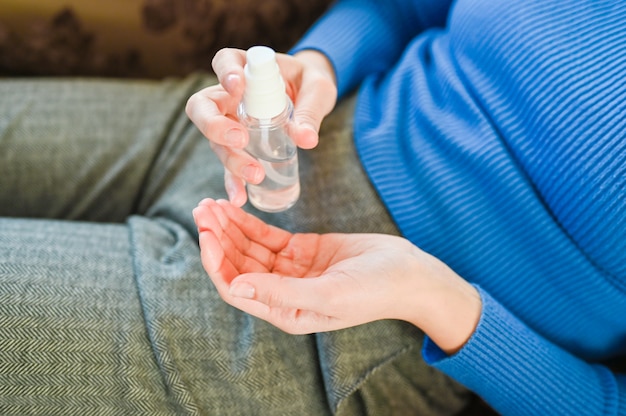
(291, 119), (320, 150)
(229, 273), (324, 311)
(290, 83), (337, 150)
(227, 273), (346, 334)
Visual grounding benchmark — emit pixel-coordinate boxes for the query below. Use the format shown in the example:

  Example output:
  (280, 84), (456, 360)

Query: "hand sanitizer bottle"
(237, 46), (300, 212)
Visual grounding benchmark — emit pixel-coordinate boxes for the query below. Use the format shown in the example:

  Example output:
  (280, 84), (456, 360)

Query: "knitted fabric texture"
(293, 0), (626, 414)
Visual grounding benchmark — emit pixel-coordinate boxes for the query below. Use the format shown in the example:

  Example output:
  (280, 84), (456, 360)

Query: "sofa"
(0, 0), (333, 78)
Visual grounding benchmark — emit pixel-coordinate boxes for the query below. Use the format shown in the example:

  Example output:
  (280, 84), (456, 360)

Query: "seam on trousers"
(127, 215), (201, 416)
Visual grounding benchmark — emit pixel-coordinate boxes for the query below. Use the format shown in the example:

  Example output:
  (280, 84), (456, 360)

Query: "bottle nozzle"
(243, 46), (287, 120)
(246, 46), (277, 77)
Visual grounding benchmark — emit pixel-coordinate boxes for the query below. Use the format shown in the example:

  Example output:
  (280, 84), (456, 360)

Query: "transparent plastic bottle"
(237, 46), (300, 212)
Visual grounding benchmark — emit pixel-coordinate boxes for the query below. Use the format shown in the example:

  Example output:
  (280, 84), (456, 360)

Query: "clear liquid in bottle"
(242, 111), (300, 212)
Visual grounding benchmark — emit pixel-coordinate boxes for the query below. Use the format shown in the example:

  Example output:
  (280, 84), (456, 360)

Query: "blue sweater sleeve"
(423, 286), (626, 416)
(290, 0), (453, 97)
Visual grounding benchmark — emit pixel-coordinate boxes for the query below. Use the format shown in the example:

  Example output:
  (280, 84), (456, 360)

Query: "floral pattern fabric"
(0, 0), (332, 78)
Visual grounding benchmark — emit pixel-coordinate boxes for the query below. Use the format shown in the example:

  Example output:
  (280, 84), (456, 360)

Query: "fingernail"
(224, 74), (241, 93)
(242, 164), (263, 183)
(229, 282), (255, 299)
(297, 122), (318, 148)
(191, 207), (199, 223)
(225, 128), (245, 147)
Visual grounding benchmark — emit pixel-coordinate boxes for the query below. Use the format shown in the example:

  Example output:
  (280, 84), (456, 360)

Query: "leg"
(0, 76), (206, 222)
(0, 75), (331, 415)
(0, 75), (469, 415)
(88, 81), (471, 414)
(0, 216), (331, 415)
(0, 219), (178, 415)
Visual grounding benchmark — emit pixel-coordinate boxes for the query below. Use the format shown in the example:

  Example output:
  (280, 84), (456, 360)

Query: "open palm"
(192, 198), (444, 334)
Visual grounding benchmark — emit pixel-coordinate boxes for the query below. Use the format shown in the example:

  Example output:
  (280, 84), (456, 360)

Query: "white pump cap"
(242, 46), (288, 120)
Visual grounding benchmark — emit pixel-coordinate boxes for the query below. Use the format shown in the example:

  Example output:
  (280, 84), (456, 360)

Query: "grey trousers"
(0, 75), (469, 415)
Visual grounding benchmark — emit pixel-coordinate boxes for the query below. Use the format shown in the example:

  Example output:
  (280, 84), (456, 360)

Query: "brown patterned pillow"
(0, 0), (332, 78)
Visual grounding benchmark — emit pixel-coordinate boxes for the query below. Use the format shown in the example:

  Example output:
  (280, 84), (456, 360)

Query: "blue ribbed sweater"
(292, 0), (626, 414)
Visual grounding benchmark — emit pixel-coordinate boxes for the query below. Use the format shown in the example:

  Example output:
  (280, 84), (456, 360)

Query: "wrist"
(404, 251), (482, 355)
(429, 281), (481, 354)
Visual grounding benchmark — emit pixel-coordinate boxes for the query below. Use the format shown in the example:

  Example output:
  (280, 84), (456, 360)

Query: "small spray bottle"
(237, 46), (300, 213)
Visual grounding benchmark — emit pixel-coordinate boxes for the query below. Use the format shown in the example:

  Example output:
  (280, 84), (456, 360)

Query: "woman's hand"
(185, 49), (337, 207)
(193, 199), (482, 354)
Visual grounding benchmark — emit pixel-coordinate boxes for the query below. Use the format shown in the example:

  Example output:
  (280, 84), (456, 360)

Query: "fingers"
(194, 200), (269, 266)
(210, 142), (263, 185)
(186, 48), (262, 194)
(185, 86), (248, 149)
(213, 199), (292, 253)
(194, 198), (293, 273)
(186, 86), (263, 186)
(212, 48), (246, 97)
(224, 169), (248, 207)
(195, 216), (239, 299)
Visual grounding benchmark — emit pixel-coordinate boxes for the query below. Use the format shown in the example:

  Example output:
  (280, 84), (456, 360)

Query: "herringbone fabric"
(0, 75), (469, 415)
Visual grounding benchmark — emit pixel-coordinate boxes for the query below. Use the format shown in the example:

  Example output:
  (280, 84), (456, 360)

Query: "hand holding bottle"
(186, 48), (337, 208)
